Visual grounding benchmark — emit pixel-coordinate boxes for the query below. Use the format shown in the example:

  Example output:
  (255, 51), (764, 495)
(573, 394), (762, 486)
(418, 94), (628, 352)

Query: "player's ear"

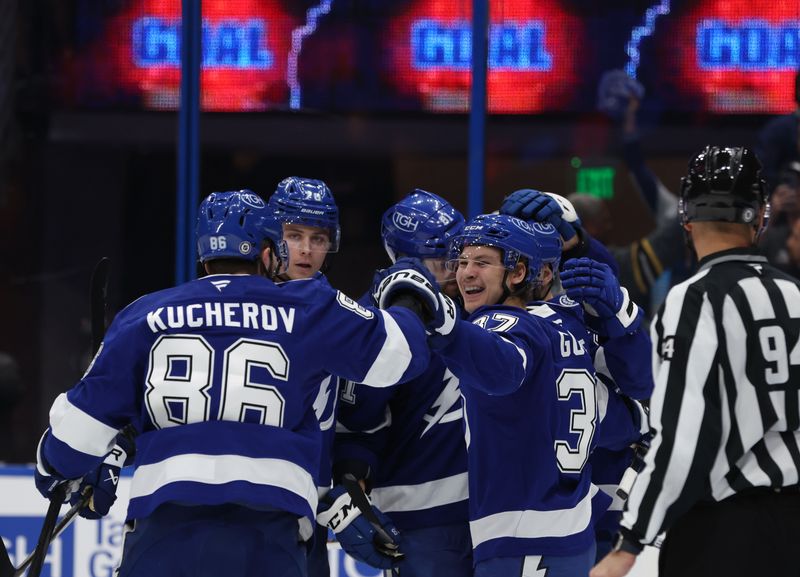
(538, 264), (553, 286)
(260, 245), (272, 269)
(258, 245), (277, 279)
(510, 261), (527, 285)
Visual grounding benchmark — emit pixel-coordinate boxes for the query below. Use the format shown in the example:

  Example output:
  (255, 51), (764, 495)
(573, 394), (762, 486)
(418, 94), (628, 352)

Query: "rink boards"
(0, 466), (378, 577)
(0, 466), (659, 577)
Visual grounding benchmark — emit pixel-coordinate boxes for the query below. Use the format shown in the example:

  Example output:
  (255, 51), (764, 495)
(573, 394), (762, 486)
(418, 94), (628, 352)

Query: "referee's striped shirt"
(621, 247), (800, 545)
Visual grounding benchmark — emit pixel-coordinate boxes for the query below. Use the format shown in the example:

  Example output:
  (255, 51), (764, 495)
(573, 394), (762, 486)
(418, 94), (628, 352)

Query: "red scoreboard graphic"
(62, 0), (298, 111)
(56, 0), (800, 114)
(385, 0), (587, 113)
(653, 0), (800, 113)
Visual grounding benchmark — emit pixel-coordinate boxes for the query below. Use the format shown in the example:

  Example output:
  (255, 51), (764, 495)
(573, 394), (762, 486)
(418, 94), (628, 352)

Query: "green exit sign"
(576, 166), (616, 199)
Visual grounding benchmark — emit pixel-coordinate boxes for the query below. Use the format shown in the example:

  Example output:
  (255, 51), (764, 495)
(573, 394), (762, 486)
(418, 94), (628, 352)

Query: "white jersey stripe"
(49, 393), (118, 457)
(371, 472), (468, 513)
(129, 453), (318, 512)
(738, 276), (775, 321)
(469, 484), (598, 547)
(723, 296), (764, 449)
(644, 294), (718, 541)
(710, 365), (734, 500)
(598, 483), (626, 512)
(360, 310), (413, 387)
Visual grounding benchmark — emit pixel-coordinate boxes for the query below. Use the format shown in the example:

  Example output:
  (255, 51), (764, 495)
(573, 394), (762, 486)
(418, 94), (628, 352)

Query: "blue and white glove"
(34, 430), (81, 503)
(370, 257), (435, 305)
(500, 189), (579, 241)
(560, 257), (642, 337)
(372, 258), (459, 347)
(317, 485), (403, 569)
(70, 432), (135, 519)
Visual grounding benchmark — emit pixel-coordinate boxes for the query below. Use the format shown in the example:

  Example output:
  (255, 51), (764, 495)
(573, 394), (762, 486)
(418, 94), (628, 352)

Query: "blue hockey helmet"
(268, 176), (341, 252)
(449, 213), (562, 284)
(381, 189), (466, 262)
(196, 189), (287, 265)
(531, 219), (564, 274)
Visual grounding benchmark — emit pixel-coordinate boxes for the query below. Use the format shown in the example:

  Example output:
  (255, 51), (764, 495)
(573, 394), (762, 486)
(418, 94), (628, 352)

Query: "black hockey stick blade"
(26, 485), (67, 577)
(341, 474), (404, 561)
(90, 257), (111, 355)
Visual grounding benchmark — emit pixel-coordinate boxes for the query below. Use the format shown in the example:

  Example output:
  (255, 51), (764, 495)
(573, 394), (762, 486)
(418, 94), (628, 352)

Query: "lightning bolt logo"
(522, 555), (548, 577)
(288, 0), (335, 109)
(625, 0), (671, 79)
(313, 374), (338, 431)
(421, 369), (462, 437)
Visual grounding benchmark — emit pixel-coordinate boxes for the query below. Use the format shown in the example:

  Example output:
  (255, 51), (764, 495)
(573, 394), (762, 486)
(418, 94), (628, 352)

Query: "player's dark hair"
(204, 259), (257, 275)
(504, 257), (536, 304)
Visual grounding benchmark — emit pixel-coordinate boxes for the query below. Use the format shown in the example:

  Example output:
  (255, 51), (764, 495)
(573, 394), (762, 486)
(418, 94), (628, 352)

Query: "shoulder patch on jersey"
(336, 291), (374, 319)
(558, 294), (579, 307)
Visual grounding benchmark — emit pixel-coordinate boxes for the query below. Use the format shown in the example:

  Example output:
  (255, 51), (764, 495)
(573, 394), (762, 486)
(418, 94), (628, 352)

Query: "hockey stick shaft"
(341, 474), (401, 553)
(17, 258), (112, 577)
(11, 492), (91, 577)
(25, 485), (66, 577)
(90, 257), (111, 355)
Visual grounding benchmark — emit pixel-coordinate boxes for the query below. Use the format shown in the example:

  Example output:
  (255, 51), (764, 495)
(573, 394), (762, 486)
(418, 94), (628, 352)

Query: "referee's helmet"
(679, 146), (769, 229)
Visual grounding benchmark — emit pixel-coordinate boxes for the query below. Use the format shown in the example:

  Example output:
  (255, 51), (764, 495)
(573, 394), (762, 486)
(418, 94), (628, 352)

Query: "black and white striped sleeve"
(621, 269), (723, 544)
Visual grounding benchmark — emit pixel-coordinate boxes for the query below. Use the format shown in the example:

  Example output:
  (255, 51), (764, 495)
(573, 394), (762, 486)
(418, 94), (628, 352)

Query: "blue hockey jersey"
(335, 353), (468, 530)
(434, 303), (611, 562)
(41, 274), (431, 528)
(526, 296), (650, 450)
(527, 295), (653, 552)
(333, 287), (468, 530)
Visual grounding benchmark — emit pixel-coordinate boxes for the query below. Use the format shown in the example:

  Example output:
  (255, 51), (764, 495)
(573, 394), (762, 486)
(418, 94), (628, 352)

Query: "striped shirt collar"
(697, 247), (768, 273)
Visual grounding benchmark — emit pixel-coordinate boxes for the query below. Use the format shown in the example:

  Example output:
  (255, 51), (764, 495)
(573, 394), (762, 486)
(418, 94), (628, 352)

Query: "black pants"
(659, 489), (800, 577)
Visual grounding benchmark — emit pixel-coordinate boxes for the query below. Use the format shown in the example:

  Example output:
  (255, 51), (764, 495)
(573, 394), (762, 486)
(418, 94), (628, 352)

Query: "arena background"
(1, 1), (798, 573)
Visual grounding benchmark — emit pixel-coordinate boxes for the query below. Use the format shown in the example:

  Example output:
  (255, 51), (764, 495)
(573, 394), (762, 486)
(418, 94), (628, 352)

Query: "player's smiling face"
(282, 223), (331, 279)
(454, 246), (511, 313)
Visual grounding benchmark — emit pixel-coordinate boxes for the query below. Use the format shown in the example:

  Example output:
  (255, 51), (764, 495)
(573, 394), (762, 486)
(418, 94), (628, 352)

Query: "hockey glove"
(317, 485), (403, 569)
(500, 189), (577, 241)
(560, 257), (642, 337)
(372, 259), (459, 347)
(34, 430), (81, 503)
(70, 431), (135, 519)
(371, 257), (436, 306)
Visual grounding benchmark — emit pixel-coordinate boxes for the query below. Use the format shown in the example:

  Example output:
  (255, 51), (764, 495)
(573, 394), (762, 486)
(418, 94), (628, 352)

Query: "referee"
(592, 146), (800, 577)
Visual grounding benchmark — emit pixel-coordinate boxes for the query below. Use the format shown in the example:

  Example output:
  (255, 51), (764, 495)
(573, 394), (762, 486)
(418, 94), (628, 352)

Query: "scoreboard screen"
(56, 0), (800, 114)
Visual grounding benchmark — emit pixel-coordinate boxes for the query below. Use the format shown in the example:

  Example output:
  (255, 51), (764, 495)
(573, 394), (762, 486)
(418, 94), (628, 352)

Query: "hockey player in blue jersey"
(33, 189), (440, 577)
(341, 200), (649, 575)
(267, 176), (347, 577)
(268, 177), (406, 576)
(333, 190), (473, 577)
(500, 190), (655, 560)
(374, 213), (625, 577)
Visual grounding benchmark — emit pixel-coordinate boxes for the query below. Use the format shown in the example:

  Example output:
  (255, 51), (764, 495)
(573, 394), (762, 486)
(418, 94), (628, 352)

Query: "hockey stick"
(0, 492), (92, 577)
(341, 474), (404, 562)
(0, 258), (113, 577)
(90, 257), (111, 355)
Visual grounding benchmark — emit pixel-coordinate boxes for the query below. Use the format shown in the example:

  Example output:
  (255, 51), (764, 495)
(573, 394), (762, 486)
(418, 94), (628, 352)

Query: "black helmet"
(679, 146), (769, 227)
